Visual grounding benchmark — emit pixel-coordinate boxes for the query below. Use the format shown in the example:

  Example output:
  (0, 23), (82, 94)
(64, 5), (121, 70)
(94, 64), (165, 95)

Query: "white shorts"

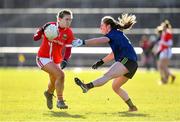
(36, 56), (60, 69)
(159, 48), (172, 59)
(36, 56), (52, 69)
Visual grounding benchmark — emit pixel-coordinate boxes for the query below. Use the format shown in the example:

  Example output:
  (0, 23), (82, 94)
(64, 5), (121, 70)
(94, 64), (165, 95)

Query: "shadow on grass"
(84, 111), (150, 118)
(99, 111), (150, 117)
(43, 111), (86, 119)
(116, 111), (149, 117)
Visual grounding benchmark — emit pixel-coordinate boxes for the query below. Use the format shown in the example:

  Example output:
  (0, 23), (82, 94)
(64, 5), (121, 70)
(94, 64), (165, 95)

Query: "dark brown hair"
(57, 9), (73, 18)
(102, 14), (136, 31)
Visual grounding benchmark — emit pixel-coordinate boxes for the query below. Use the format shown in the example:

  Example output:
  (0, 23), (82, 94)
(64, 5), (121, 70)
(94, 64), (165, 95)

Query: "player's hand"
(72, 39), (84, 47)
(92, 59), (104, 69)
(42, 23), (51, 31)
(61, 60), (68, 69)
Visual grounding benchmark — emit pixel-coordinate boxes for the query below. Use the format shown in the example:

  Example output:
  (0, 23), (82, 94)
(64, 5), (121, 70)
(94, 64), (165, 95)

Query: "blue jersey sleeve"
(105, 33), (113, 42)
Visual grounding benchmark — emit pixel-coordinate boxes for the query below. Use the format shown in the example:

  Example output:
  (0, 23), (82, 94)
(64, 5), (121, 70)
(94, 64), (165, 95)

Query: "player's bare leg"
(157, 60), (167, 84)
(43, 74), (56, 109)
(75, 62), (128, 92)
(42, 62), (68, 109)
(75, 62), (137, 111)
(92, 62), (128, 86)
(163, 59), (176, 83)
(54, 69), (68, 109)
(47, 74), (56, 93)
(112, 76), (137, 112)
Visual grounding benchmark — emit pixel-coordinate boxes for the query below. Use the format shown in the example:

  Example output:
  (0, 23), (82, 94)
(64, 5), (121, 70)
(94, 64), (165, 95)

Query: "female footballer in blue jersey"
(72, 14), (138, 111)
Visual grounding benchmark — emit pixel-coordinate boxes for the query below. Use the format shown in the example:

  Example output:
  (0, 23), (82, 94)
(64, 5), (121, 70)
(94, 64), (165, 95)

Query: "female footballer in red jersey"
(33, 9), (74, 109)
(156, 20), (176, 84)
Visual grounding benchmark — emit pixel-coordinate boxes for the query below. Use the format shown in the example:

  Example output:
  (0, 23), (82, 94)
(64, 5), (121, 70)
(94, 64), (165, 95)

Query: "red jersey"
(158, 29), (173, 52)
(140, 39), (151, 50)
(33, 22), (74, 64)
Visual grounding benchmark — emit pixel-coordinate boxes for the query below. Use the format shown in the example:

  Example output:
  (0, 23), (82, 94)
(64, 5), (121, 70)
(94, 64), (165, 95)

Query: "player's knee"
(50, 75), (56, 82)
(55, 71), (65, 82)
(112, 84), (119, 93)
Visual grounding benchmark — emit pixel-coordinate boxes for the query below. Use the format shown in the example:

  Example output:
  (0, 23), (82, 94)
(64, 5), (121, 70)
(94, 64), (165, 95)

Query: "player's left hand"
(72, 39), (84, 47)
(61, 60), (68, 69)
(92, 59), (104, 69)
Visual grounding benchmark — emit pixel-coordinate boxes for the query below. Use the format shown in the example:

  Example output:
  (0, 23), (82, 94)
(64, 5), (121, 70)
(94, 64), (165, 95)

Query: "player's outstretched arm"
(72, 37), (110, 47)
(84, 37), (110, 45)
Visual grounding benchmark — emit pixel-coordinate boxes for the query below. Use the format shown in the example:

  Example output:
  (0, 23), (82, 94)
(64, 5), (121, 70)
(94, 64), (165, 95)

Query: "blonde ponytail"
(117, 14), (136, 30)
(102, 14), (136, 31)
(163, 19), (172, 29)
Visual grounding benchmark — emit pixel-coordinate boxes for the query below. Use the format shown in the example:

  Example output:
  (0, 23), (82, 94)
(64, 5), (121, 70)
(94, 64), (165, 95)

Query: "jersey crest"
(62, 34), (68, 40)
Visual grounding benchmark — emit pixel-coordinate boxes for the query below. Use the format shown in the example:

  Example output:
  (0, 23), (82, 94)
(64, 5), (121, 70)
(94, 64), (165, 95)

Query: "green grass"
(0, 67), (180, 122)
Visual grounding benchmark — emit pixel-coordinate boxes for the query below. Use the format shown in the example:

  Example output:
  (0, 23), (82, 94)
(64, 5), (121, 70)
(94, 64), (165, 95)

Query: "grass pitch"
(0, 67), (180, 122)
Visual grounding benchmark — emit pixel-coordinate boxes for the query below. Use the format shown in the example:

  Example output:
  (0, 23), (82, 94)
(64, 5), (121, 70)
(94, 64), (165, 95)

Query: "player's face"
(57, 15), (72, 28)
(100, 22), (110, 35)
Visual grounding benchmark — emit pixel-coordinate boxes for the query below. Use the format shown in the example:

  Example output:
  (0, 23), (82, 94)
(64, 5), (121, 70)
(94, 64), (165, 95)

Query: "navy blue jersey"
(105, 29), (137, 62)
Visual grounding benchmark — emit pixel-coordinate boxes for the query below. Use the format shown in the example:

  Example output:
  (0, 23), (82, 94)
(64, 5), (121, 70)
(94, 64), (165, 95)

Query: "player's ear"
(57, 18), (62, 22)
(107, 24), (111, 30)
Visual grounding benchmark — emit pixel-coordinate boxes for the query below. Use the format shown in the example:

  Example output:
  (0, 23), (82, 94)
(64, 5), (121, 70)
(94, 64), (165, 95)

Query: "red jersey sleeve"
(164, 32), (172, 42)
(33, 28), (43, 41)
(66, 28), (75, 44)
(33, 22), (55, 41)
(63, 28), (75, 61)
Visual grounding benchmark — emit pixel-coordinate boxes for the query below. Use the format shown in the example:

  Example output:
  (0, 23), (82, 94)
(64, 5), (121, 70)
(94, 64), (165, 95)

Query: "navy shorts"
(119, 57), (138, 79)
